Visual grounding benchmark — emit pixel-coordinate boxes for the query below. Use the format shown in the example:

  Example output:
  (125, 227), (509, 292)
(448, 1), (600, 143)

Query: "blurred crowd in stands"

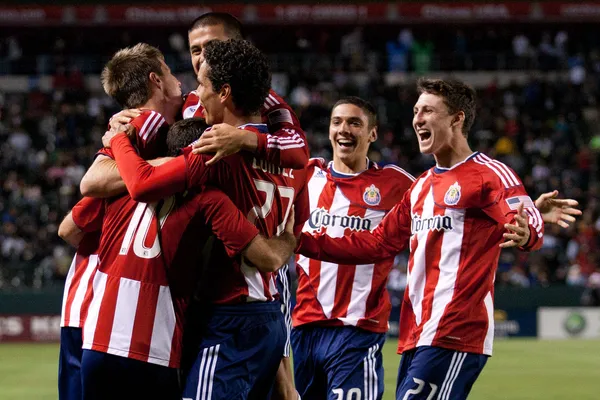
(0, 24), (599, 302)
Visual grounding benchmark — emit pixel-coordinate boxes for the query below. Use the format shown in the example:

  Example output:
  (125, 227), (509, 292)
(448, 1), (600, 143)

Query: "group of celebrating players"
(56, 12), (582, 400)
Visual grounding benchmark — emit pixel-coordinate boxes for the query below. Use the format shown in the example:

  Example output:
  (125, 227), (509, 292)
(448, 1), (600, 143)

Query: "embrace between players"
(57, 12), (582, 400)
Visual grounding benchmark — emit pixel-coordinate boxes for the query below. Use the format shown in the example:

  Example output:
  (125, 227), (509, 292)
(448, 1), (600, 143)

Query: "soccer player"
(57, 198), (102, 400)
(103, 39), (309, 399)
(291, 96), (414, 400)
(104, 14), (307, 398)
(297, 78), (546, 400)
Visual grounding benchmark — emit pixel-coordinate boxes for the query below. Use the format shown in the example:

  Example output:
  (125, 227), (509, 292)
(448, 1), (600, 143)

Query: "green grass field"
(1, 339), (598, 399)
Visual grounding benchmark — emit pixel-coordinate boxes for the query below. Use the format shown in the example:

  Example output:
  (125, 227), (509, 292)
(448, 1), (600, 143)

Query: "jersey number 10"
(119, 197), (176, 259)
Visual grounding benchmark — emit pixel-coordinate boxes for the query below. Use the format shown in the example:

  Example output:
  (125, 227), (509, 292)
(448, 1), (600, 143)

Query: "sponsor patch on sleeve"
(506, 195), (535, 210)
(267, 108), (293, 125)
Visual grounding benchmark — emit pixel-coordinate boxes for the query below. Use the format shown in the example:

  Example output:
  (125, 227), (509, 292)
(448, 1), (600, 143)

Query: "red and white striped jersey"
(182, 89), (308, 168)
(81, 188), (259, 368)
(60, 197), (104, 328)
(293, 158), (414, 333)
(109, 123), (309, 305)
(298, 152), (544, 355)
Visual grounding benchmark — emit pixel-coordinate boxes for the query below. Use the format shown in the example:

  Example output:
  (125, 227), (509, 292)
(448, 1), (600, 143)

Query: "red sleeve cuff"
(254, 130), (267, 157)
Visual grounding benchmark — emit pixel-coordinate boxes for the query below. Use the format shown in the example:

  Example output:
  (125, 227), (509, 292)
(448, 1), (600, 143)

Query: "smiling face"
(412, 92), (461, 155)
(196, 61), (225, 126)
(188, 24), (230, 76)
(329, 103), (377, 169)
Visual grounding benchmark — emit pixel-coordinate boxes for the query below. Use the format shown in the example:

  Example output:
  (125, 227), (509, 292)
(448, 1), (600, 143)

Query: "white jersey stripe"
(143, 114), (163, 141)
(139, 111), (158, 140)
(60, 256), (77, 326)
(473, 155), (510, 188)
(68, 255), (98, 326)
(383, 164), (416, 182)
(82, 270), (108, 347)
(146, 117), (165, 142)
(481, 154), (520, 186)
(148, 285), (176, 364)
(264, 96), (276, 107)
(267, 143), (306, 150)
(268, 94), (280, 105)
(483, 291), (494, 355)
(409, 184), (434, 326)
(108, 277), (141, 354)
(241, 261), (268, 302)
(417, 208), (465, 347)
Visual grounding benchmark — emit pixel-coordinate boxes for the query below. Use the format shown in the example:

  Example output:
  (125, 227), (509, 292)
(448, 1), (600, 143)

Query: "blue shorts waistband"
(211, 300), (281, 315)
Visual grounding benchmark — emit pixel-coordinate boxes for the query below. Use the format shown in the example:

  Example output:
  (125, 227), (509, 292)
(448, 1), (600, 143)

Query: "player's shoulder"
(470, 152), (522, 189)
(378, 163), (416, 183)
(182, 91), (203, 119)
(307, 157), (327, 170)
(130, 110), (166, 137)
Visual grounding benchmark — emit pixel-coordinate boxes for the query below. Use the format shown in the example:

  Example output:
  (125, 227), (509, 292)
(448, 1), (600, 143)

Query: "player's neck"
(223, 109), (262, 128)
(140, 99), (176, 125)
(332, 156), (368, 175)
(434, 136), (473, 168)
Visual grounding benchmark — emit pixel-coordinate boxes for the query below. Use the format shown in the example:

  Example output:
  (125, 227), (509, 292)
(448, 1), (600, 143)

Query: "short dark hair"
(332, 96), (378, 129)
(416, 78), (477, 137)
(101, 43), (164, 109)
(166, 118), (208, 156)
(203, 39), (271, 116)
(189, 12), (243, 39)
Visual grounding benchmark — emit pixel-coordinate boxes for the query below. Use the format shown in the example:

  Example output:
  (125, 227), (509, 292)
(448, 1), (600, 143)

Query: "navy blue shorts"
(291, 325), (386, 400)
(182, 301), (286, 400)
(58, 327), (83, 400)
(80, 349), (179, 400)
(395, 346), (488, 400)
(276, 262), (292, 357)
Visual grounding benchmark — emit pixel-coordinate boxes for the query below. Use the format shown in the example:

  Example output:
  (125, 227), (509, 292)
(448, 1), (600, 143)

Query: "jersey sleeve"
(196, 187), (260, 258)
(110, 133), (189, 202)
(256, 89), (309, 169)
(297, 191), (413, 264)
(480, 168), (544, 251)
(96, 147), (114, 159)
(71, 197), (105, 233)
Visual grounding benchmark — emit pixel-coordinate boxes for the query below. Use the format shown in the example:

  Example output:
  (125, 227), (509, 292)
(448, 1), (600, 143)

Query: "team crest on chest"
(444, 182), (461, 205)
(363, 184), (381, 206)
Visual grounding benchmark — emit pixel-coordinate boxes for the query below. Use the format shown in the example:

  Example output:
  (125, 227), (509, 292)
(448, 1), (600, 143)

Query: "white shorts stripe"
(438, 352), (458, 399)
(440, 352), (467, 400)
(206, 344), (220, 400)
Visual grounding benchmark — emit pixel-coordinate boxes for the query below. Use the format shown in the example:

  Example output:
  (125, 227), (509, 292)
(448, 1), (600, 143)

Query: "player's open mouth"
(417, 130), (431, 141)
(337, 139), (356, 148)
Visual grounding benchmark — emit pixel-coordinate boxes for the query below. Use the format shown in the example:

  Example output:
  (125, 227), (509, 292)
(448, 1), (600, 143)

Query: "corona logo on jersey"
(444, 182), (461, 205)
(308, 207), (372, 232)
(363, 184), (381, 206)
(411, 214), (453, 234)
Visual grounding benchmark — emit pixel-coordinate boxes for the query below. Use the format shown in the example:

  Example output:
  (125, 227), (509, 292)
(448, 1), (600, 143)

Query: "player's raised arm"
(297, 195), (412, 264)
(106, 132), (190, 203)
(80, 150), (126, 198)
(480, 167), (544, 251)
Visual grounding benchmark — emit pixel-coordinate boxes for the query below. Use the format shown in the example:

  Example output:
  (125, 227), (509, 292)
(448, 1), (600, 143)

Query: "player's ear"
(452, 111), (465, 129)
(219, 84), (232, 104)
(369, 126), (378, 143)
(149, 71), (161, 89)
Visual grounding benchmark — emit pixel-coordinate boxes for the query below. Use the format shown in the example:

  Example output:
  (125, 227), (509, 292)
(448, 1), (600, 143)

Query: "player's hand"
(102, 124), (134, 148)
(500, 202), (530, 248)
(535, 190), (582, 228)
(191, 123), (250, 166)
(109, 109), (141, 132)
